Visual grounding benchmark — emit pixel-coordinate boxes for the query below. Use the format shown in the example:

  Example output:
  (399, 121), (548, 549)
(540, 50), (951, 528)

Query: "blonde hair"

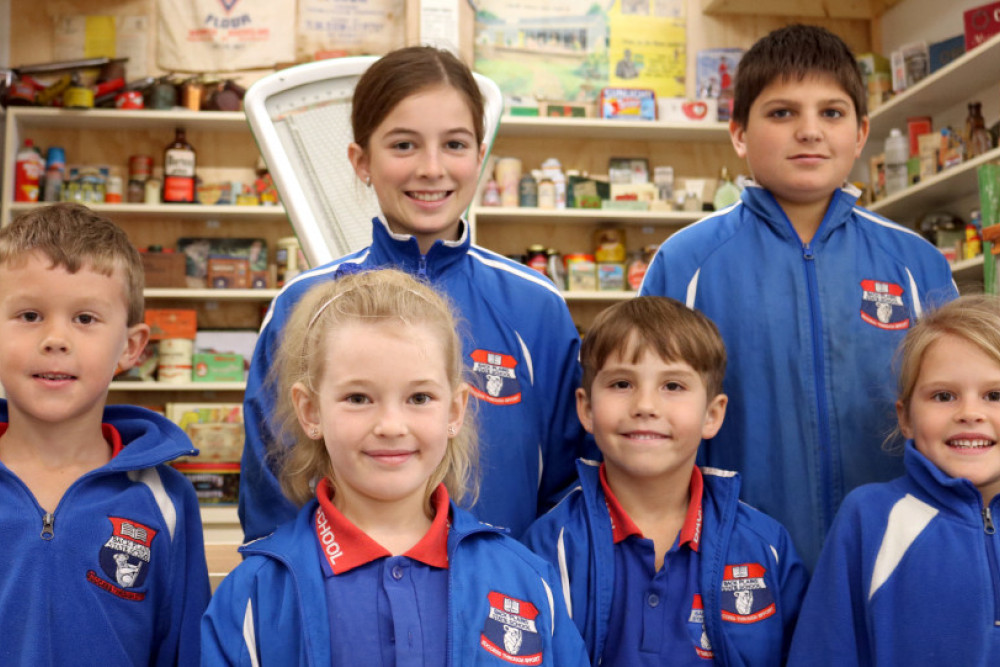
(0, 203), (145, 326)
(269, 268), (479, 509)
(893, 294), (1000, 443)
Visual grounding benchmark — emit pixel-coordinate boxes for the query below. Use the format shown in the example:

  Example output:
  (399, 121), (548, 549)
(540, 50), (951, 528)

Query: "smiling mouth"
(947, 438), (996, 449)
(35, 373), (76, 381)
(623, 431), (668, 441)
(409, 191), (450, 202)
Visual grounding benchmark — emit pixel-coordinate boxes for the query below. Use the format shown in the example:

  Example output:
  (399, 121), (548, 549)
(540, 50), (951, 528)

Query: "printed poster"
(297, 0), (405, 59)
(157, 0), (295, 72)
(472, 0), (685, 103)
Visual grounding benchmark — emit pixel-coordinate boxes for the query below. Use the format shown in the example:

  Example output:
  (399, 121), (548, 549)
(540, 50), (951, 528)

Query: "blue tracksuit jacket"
(203, 498), (589, 665)
(639, 183), (958, 567)
(788, 442), (1000, 666)
(0, 400), (210, 665)
(240, 217), (589, 542)
(521, 459), (808, 666)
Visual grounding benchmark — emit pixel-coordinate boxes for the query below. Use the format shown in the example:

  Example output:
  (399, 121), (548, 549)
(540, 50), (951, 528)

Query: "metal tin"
(115, 90), (144, 109)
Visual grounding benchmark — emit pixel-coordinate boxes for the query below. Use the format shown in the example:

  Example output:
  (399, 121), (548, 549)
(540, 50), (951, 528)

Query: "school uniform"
(203, 481), (589, 665)
(240, 217), (589, 543)
(522, 459), (807, 666)
(0, 401), (210, 665)
(639, 182), (959, 567)
(788, 441), (1000, 665)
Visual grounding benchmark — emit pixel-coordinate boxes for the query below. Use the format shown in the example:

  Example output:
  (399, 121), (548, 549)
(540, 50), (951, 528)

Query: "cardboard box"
(207, 256), (250, 288)
(543, 101), (592, 118)
(141, 250), (186, 288)
(656, 98), (717, 124)
(964, 2), (1000, 51)
(906, 116), (932, 157)
(192, 353), (245, 382)
(167, 402), (243, 463)
(145, 309), (197, 340)
(600, 87), (657, 121)
(928, 34), (965, 72)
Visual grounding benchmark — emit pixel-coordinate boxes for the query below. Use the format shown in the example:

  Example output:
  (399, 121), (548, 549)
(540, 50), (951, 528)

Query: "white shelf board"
(8, 201), (287, 221)
(5, 107), (250, 132)
(471, 206), (703, 226)
(867, 145), (1000, 222)
(145, 288), (279, 300)
(498, 116), (732, 142)
(868, 32), (1000, 140)
(562, 290), (636, 302)
(109, 381), (245, 392)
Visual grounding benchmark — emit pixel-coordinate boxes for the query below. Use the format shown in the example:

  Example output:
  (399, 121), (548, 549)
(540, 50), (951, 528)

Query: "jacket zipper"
(419, 255), (428, 278)
(41, 512), (55, 540)
(802, 243), (835, 532)
(982, 506), (1000, 626)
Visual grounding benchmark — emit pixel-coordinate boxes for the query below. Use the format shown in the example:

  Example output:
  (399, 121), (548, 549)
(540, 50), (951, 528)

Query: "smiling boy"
(0, 203), (209, 664)
(639, 24), (958, 568)
(522, 296), (807, 666)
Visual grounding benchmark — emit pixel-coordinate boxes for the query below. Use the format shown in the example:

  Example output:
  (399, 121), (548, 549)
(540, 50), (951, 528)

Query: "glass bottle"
(713, 166), (741, 210)
(163, 127), (196, 203)
(967, 102), (992, 159)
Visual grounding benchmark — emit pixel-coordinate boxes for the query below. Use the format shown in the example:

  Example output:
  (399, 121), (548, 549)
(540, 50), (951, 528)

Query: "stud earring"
(447, 425), (457, 437)
(365, 176), (371, 187)
(310, 427), (321, 439)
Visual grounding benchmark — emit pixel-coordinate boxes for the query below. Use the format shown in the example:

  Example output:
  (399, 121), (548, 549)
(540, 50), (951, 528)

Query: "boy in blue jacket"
(639, 24), (958, 568)
(523, 296), (807, 665)
(0, 203), (210, 665)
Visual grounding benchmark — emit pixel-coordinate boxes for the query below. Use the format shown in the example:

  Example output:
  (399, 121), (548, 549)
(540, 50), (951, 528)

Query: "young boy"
(522, 296), (807, 666)
(0, 203), (210, 664)
(639, 24), (958, 568)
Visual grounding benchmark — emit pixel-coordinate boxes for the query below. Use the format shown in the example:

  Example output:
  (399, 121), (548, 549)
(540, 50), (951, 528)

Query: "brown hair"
(270, 268), (479, 508)
(350, 46), (485, 151)
(580, 296), (727, 399)
(895, 294), (1000, 422)
(732, 24), (867, 129)
(0, 203), (145, 326)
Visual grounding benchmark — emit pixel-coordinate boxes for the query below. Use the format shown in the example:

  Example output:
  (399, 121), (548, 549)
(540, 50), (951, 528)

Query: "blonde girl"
(203, 269), (587, 666)
(789, 294), (1000, 665)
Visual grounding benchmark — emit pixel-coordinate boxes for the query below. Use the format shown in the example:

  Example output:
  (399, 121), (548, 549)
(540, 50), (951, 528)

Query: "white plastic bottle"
(884, 128), (909, 197)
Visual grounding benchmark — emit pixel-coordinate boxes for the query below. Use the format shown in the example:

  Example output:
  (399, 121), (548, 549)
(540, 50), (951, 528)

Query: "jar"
(526, 244), (549, 276)
(538, 178), (556, 209)
(518, 173), (538, 208)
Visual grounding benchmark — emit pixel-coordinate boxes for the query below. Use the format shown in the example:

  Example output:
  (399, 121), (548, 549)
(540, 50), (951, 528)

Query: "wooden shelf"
(868, 32), (1000, 141)
(868, 145), (1000, 222)
(562, 290), (636, 302)
(701, 0), (902, 19)
(471, 206), (702, 226)
(497, 116), (732, 143)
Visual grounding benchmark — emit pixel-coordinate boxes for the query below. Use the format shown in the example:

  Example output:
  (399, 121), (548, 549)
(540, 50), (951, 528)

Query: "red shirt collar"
(599, 463), (704, 552)
(313, 477), (451, 574)
(0, 423), (124, 458)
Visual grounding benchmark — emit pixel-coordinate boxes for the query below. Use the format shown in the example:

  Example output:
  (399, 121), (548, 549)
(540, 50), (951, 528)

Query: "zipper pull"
(41, 512), (55, 540)
(418, 255), (428, 278)
(984, 507), (996, 535)
(802, 245), (815, 260)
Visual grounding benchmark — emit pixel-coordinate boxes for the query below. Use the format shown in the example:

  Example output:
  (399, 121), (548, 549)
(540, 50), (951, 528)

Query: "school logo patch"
(687, 594), (714, 659)
(720, 563), (776, 624)
(87, 517), (157, 601)
(469, 349), (522, 405)
(480, 591), (544, 665)
(860, 280), (910, 330)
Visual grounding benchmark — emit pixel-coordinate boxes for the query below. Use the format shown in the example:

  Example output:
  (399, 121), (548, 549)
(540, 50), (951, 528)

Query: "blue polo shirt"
(600, 464), (715, 664)
(312, 479), (450, 666)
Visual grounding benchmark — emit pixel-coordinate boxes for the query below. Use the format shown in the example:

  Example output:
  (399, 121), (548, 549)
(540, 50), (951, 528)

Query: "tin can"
(129, 155), (154, 182)
(105, 174), (123, 203)
(115, 90), (144, 109)
(276, 236), (302, 286)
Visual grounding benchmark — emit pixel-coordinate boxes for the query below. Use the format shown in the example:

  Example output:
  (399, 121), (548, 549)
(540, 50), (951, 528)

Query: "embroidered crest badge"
(87, 517), (157, 601)
(687, 594), (714, 659)
(720, 563), (776, 624)
(469, 349), (522, 406)
(480, 591), (544, 665)
(860, 279), (910, 330)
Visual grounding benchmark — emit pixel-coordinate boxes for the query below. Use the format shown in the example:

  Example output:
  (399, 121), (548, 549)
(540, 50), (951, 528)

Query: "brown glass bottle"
(967, 102), (992, 159)
(162, 127), (196, 203)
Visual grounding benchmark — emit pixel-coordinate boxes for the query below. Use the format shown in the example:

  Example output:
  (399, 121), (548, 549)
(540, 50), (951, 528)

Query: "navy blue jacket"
(240, 217), (588, 542)
(789, 442), (1000, 665)
(639, 183), (958, 567)
(203, 498), (589, 665)
(0, 401), (210, 665)
(522, 459), (808, 666)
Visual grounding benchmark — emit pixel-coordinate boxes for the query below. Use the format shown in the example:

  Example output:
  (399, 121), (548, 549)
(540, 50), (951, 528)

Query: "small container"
(105, 174), (123, 203)
(144, 178), (162, 204)
(157, 338), (194, 383)
(547, 248), (566, 290)
(518, 173), (538, 207)
(276, 236), (302, 286)
(593, 227), (627, 263)
(481, 179), (501, 206)
(565, 253), (597, 291)
(129, 154), (154, 182)
(526, 244), (549, 276)
(538, 178), (556, 209)
(127, 179), (145, 203)
(494, 157), (522, 207)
